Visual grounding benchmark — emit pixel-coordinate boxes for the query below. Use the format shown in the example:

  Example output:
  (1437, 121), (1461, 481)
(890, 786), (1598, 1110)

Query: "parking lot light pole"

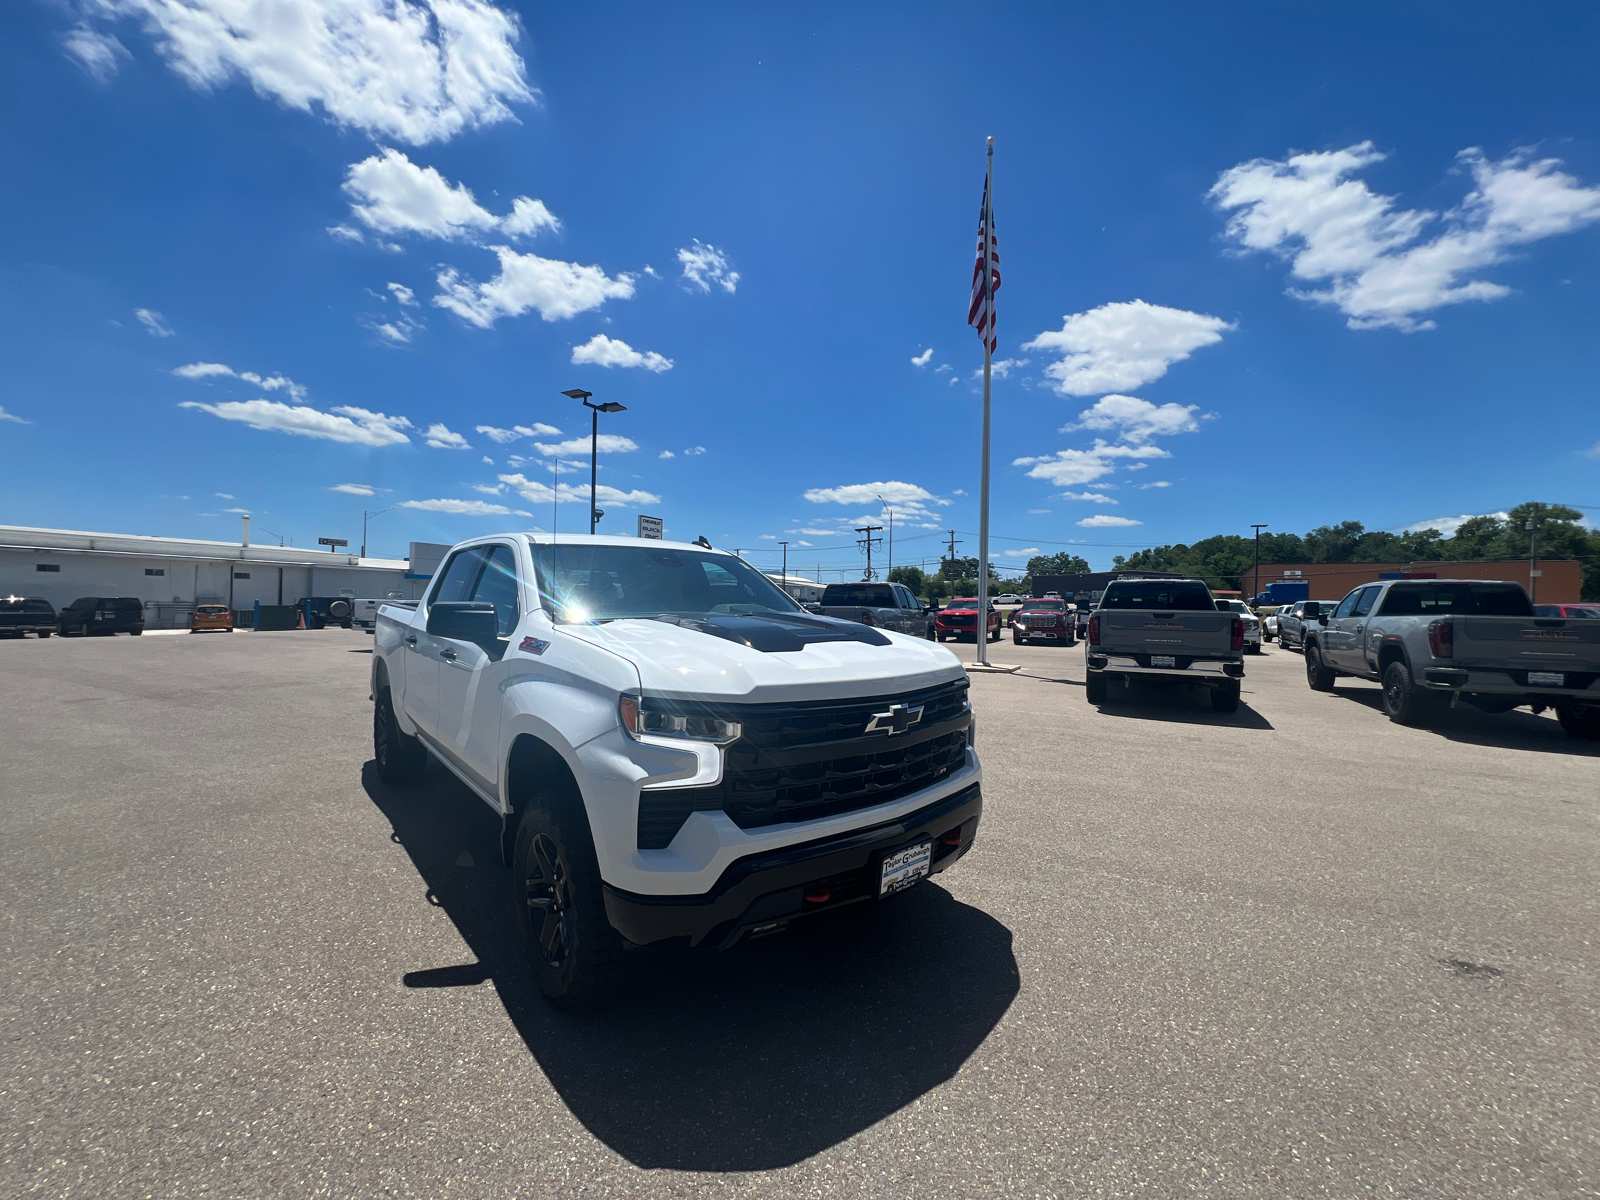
(361, 508), (389, 559)
(564, 389), (626, 534)
(1250, 524), (1268, 604)
(779, 541), (788, 593)
(878, 496), (894, 575)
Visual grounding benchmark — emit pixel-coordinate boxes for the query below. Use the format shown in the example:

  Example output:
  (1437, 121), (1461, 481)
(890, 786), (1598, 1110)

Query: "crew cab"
(1275, 599), (1334, 651)
(1011, 598), (1075, 645)
(1084, 578), (1245, 712)
(935, 598), (1001, 643)
(371, 534), (982, 1008)
(1302, 579), (1600, 737)
(813, 581), (935, 638)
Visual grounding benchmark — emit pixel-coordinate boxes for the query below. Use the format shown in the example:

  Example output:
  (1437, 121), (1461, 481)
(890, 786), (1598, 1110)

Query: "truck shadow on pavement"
(1327, 686), (1600, 756)
(1084, 679), (1275, 729)
(363, 763), (1020, 1171)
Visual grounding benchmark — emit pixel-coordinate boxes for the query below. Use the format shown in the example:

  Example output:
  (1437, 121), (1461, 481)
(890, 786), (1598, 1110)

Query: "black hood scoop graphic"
(651, 612), (893, 652)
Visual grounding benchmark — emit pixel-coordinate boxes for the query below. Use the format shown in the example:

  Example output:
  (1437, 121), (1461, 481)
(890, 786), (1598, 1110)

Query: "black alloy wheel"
(512, 800), (623, 1010)
(524, 834), (573, 969)
(1381, 661), (1437, 726)
(373, 689), (427, 783)
(1305, 644), (1336, 691)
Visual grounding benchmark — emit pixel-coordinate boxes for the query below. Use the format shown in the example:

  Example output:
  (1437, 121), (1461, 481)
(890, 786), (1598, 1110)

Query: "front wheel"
(1381, 661), (1437, 726)
(1012, 634), (1024, 645)
(1555, 704), (1600, 740)
(1085, 672), (1108, 705)
(513, 799), (624, 1011)
(1305, 644), (1336, 691)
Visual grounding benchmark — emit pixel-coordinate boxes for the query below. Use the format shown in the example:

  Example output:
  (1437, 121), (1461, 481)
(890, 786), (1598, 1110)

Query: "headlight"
(619, 695), (742, 744)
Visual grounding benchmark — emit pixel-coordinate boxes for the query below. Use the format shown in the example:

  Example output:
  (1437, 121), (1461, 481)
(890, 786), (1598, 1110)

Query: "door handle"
(404, 635), (417, 646)
(440, 648), (457, 661)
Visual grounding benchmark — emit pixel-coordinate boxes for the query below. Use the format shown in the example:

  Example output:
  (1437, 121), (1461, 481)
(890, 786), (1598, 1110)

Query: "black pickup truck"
(0, 595), (57, 638)
(812, 582), (936, 638)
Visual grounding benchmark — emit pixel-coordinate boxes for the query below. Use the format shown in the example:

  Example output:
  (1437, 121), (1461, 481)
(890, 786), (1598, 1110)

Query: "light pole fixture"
(564, 388), (627, 534)
(361, 508), (389, 559)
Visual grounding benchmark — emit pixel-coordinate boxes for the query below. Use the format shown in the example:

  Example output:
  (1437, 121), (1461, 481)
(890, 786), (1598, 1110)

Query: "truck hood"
(560, 615), (965, 701)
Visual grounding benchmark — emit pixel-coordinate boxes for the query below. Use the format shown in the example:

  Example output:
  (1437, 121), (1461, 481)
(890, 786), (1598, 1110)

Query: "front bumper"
(603, 783), (982, 949)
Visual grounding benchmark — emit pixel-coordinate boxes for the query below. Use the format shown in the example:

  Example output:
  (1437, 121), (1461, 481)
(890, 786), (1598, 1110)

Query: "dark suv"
(58, 596), (145, 637)
(0, 595), (57, 638)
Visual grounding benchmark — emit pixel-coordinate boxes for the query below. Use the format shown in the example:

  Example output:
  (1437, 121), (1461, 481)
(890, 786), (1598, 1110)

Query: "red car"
(1534, 604), (1600, 619)
(935, 598), (1001, 643)
(1011, 598), (1075, 646)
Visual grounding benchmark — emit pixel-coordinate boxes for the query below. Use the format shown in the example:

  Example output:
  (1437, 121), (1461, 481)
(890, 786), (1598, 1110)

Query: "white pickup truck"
(370, 534), (982, 1008)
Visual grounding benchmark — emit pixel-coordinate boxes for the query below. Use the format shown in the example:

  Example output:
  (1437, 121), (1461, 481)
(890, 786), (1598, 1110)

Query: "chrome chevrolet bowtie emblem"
(864, 702), (924, 736)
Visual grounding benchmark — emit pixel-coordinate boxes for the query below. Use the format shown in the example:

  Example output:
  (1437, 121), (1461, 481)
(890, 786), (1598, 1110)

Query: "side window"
(471, 544), (521, 637)
(1352, 587), (1381, 617)
(430, 548), (486, 607)
(1331, 591), (1361, 619)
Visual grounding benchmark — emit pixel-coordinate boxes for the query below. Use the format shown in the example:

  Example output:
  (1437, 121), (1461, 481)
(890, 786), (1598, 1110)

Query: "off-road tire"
(1305, 643), (1336, 691)
(1085, 672), (1108, 705)
(1381, 661), (1437, 726)
(1210, 681), (1241, 713)
(373, 689), (427, 784)
(513, 798), (624, 1011)
(1555, 704), (1600, 740)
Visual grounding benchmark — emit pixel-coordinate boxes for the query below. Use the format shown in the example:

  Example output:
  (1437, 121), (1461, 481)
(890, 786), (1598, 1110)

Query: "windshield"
(946, 598), (985, 611)
(821, 584), (895, 606)
(1019, 600), (1064, 612)
(1378, 583), (1533, 617)
(1100, 581), (1214, 611)
(530, 543), (802, 623)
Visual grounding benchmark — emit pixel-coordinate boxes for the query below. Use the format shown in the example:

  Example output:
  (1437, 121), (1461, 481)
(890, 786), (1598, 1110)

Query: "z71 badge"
(518, 636), (551, 655)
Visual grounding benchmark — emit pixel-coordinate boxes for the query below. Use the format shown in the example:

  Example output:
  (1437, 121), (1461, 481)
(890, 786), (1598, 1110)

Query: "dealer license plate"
(1528, 671), (1564, 687)
(879, 841), (932, 897)
(1150, 655), (1176, 668)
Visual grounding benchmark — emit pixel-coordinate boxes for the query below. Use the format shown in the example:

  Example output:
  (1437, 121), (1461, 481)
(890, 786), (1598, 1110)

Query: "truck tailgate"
(1455, 616), (1600, 675)
(1099, 611), (1232, 657)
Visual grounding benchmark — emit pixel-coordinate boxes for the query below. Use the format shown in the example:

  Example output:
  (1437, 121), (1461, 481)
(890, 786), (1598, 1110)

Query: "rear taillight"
(1428, 620), (1453, 658)
(1230, 617), (1244, 651)
(1088, 614), (1100, 644)
(860, 611), (875, 626)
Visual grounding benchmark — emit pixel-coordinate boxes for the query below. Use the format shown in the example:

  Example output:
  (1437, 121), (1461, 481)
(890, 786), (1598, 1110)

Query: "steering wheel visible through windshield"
(530, 543), (804, 623)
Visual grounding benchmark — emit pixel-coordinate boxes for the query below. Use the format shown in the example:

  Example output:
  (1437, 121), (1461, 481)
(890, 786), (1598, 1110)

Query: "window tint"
(1331, 591), (1361, 619)
(1377, 583), (1533, 617)
(1019, 600), (1065, 612)
(471, 544), (521, 637)
(1099, 582), (1214, 611)
(821, 584), (896, 607)
(431, 547), (488, 606)
(530, 544), (800, 622)
(1351, 587), (1380, 617)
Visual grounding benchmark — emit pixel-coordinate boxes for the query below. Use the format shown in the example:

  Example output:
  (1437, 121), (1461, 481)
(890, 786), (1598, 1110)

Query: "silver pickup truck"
(1085, 578), (1246, 712)
(1302, 578), (1600, 737)
(812, 582), (936, 639)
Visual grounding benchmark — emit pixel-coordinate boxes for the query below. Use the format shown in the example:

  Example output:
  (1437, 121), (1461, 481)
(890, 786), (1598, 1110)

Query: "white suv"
(371, 534), (983, 1008)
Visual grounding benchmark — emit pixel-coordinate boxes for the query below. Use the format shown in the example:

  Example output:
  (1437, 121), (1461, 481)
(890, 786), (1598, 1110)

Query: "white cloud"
(1211, 143), (1600, 331)
(331, 483), (376, 495)
(481, 455), (493, 464)
(215, 491), (234, 499)
(371, 316), (423, 344)
(1013, 441), (1169, 486)
(911, 348), (933, 367)
(1402, 512), (1509, 536)
(63, 24), (129, 80)
(1023, 301), (1231, 396)
(678, 241), (739, 293)
(180, 399), (412, 446)
(474, 422), (560, 443)
(136, 308), (174, 337)
(222, 506), (251, 514)
(470, 483), (503, 495)
(172, 361), (307, 400)
(1078, 515), (1143, 528)
(683, 446), (706, 456)
(0, 406), (33, 425)
(1027, 509), (1050, 514)
(1058, 490), (1117, 504)
(498, 473), (660, 507)
(804, 481), (937, 507)
(974, 357), (1027, 382)
(388, 282), (417, 306)
(658, 449), (675, 459)
(571, 333), (673, 372)
(1141, 480), (1172, 489)
(1003, 547), (1040, 557)
(434, 249), (634, 327)
(399, 498), (530, 516)
(327, 223), (365, 243)
(1067, 395), (1203, 444)
(530, 434), (637, 458)
(342, 148), (559, 243)
(172, 361), (232, 379)
(97, 0), (534, 146)
(423, 423), (470, 449)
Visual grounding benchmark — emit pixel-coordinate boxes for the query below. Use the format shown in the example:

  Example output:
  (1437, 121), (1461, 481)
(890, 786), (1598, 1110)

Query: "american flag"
(967, 173), (1000, 353)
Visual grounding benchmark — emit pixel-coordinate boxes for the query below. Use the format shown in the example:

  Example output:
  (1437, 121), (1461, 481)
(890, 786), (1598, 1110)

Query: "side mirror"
(427, 601), (499, 644)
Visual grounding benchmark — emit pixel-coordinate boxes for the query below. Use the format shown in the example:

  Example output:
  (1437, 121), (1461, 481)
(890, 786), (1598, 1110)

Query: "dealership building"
(0, 525), (449, 627)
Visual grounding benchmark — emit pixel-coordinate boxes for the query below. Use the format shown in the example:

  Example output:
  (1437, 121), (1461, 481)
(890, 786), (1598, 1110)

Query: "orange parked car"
(190, 604), (234, 633)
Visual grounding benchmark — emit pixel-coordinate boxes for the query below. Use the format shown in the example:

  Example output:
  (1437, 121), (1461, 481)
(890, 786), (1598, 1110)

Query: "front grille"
(637, 680), (971, 849)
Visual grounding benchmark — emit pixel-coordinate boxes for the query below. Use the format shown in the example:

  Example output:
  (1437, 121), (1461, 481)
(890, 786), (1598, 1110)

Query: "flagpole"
(976, 136), (994, 666)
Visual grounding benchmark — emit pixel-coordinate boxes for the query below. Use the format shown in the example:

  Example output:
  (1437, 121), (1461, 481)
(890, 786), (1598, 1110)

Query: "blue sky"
(3, 2), (1599, 578)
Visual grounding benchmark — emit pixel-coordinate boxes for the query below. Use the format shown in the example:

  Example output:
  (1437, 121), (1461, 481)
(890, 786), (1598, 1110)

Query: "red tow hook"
(804, 886), (831, 904)
(940, 831), (963, 847)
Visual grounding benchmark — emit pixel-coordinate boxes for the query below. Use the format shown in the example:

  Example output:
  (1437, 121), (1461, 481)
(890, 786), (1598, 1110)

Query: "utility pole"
(1526, 504), (1541, 602)
(877, 495), (894, 576)
(856, 525), (884, 581)
(1250, 524), (1269, 604)
(944, 530), (962, 576)
(778, 540), (788, 590)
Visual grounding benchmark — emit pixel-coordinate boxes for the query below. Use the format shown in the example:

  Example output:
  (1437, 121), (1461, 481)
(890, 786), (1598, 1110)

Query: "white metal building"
(0, 525), (447, 627)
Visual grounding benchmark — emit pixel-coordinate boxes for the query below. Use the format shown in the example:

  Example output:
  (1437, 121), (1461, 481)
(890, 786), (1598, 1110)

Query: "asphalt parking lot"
(2, 630), (1596, 1198)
